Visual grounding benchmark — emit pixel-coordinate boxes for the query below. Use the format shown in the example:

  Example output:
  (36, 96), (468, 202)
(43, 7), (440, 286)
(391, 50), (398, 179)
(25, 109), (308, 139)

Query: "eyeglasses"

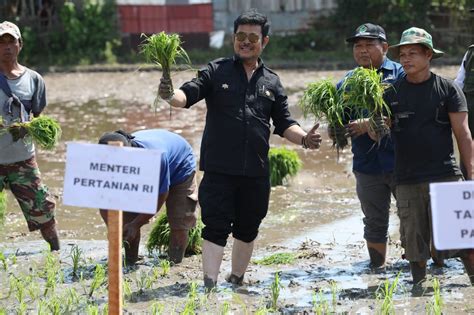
(235, 32), (260, 43)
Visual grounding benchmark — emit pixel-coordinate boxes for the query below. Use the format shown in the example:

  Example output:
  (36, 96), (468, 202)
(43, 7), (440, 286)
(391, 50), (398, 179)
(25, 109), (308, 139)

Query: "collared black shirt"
(180, 56), (298, 177)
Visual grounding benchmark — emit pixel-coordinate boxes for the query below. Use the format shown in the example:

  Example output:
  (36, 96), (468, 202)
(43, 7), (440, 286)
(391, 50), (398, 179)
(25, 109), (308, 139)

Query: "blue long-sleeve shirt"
(336, 58), (404, 174)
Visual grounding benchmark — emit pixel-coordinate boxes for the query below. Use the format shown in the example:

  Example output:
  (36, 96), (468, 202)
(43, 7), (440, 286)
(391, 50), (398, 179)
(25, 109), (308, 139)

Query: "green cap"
(389, 27), (444, 59)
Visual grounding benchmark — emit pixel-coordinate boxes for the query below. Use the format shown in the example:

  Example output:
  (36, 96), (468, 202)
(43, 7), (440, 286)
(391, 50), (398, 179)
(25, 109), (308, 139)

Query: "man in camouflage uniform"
(454, 8), (474, 178)
(0, 21), (59, 250)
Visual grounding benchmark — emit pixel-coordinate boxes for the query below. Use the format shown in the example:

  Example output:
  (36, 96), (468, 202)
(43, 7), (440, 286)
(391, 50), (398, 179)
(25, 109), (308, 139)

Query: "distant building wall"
(116, 0), (213, 49)
(213, 0), (337, 34)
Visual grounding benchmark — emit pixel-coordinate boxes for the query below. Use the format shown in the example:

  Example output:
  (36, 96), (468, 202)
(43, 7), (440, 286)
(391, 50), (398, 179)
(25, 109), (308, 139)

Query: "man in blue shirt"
(98, 129), (198, 265)
(334, 23), (404, 268)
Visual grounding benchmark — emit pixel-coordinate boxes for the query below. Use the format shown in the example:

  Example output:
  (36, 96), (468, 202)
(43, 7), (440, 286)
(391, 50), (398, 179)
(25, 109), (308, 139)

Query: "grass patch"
(253, 252), (297, 265)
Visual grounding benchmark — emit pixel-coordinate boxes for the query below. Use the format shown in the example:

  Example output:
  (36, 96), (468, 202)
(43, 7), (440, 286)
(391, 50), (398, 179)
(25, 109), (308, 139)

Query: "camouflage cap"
(388, 27), (444, 59)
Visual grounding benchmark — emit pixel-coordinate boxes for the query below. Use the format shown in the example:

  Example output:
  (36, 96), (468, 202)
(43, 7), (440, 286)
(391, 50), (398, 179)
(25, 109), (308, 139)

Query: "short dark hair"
(233, 9), (270, 37)
(98, 130), (136, 147)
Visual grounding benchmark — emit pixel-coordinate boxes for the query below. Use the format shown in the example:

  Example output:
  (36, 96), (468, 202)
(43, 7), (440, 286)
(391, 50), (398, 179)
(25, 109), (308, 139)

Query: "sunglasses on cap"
(235, 32), (260, 43)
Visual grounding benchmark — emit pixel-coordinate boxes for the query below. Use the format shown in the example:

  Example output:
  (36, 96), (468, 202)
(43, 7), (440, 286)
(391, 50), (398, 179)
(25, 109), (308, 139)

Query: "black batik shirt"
(180, 56), (298, 177)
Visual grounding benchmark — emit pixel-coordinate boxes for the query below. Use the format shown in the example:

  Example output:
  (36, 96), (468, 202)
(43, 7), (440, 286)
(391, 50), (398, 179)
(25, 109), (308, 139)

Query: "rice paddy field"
(0, 65), (473, 314)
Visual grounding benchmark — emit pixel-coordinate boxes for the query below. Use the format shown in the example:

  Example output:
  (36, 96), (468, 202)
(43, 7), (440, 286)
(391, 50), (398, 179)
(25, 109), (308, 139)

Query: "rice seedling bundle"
(8, 115), (61, 150)
(299, 79), (345, 127)
(140, 32), (190, 80)
(146, 211), (203, 256)
(268, 147), (302, 186)
(299, 79), (349, 151)
(341, 67), (391, 139)
(140, 32), (191, 110)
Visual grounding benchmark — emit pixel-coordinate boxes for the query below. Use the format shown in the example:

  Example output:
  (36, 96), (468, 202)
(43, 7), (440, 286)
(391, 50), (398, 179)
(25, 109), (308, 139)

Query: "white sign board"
(63, 142), (161, 214)
(430, 181), (474, 250)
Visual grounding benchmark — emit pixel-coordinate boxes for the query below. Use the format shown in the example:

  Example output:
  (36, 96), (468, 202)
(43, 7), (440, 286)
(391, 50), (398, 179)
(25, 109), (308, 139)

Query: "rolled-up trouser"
(199, 172), (270, 247)
(166, 171), (198, 230)
(0, 156), (56, 231)
(354, 170), (396, 243)
(396, 176), (463, 262)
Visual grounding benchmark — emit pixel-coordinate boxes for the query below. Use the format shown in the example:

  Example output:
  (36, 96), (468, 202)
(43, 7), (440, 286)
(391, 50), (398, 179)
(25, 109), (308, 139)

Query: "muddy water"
(1, 66), (472, 313)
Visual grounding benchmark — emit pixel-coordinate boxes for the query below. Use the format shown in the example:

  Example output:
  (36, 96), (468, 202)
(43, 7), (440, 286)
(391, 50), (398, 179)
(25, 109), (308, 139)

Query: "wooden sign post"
(107, 141), (123, 315)
(62, 141), (161, 314)
(107, 209), (123, 314)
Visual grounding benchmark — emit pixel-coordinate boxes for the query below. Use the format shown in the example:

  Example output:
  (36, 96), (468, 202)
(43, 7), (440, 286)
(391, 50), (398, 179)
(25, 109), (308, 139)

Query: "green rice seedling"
(42, 251), (63, 296)
(69, 244), (85, 279)
(220, 301), (231, 315)
(268, 147), (302, 186)
(9, 253), (16, 265)
(312, 288), (329, 315)
(9, 115), (62, 150)
(140, 32), (191, 109)
(9, 275), (26, 303)
(329, 280), (339, 313)
(147, 213), (203, 256)
(0, 252), (7, 271)
(161, 259), (171, 276)
(270, 272), (283, 311)
(0, 190), (6, 225)
(88, 264), (106, 298)
(253, 252), (297, 265)
(340, 67), (391, 141)
(37, 300), (48, 315)
(123, 278), (133, 301)
(26, 276), (40, 301)
(16, 302), (27, 315)
(86, 303), (100, 315)
(182, 282), (199, 314)
(232, 294), (249, 315)
(46, 295), (63, 315)
(299, 79), (349, 151)
(426, 277), (443, 315)
(65, 288), (80, 311)
(140, 32), (190, 80)
(151, 302), (165, 315)
(135, 270), (153, 294)
(375, 273), (401, 315)
(254, 306), (270, 315)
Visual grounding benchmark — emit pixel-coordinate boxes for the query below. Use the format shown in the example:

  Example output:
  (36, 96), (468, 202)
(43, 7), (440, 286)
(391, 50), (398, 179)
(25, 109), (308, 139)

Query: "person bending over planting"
(332, 23), (404, 269)
(0, 21), (59, 250)
(384, 27), (473, 286)
(98, 129), (198, 265)
(158, 9), (322, 290)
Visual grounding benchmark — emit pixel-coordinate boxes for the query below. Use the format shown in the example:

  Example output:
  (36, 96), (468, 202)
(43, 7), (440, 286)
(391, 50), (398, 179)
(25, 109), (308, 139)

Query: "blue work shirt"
(132, 129), (196, 195)
(337, 58), (404, 174)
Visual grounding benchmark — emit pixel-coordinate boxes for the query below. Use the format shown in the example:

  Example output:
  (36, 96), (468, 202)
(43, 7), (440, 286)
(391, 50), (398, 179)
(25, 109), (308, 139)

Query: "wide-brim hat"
(0, 21), (21, 40)
(389, 27), (444, 59)
(346, 23), (387, 43)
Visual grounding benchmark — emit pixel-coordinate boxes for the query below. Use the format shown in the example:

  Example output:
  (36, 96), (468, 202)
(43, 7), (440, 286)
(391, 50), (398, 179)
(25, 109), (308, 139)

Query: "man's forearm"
(166, 89), (187, 108)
